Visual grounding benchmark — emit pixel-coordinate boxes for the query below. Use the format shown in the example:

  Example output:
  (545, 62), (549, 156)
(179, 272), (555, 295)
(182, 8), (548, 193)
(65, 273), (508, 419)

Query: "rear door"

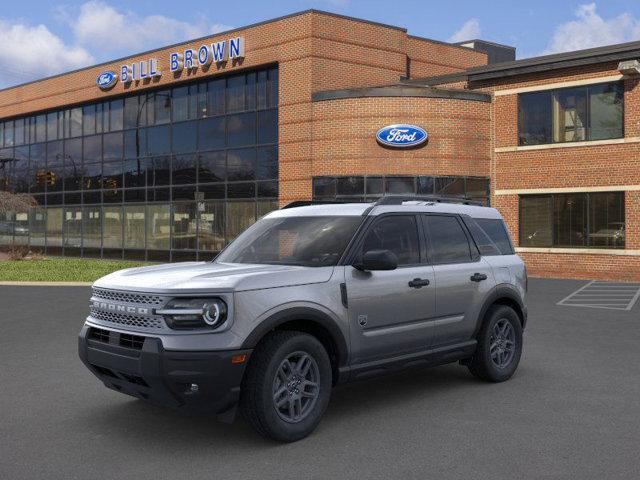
(345, 214), (436, 365)
(422, 214), (495, 347)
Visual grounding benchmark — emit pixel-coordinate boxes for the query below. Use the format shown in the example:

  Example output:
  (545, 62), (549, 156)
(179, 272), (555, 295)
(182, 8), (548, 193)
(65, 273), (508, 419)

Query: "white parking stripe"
(557, 281), (640, 311)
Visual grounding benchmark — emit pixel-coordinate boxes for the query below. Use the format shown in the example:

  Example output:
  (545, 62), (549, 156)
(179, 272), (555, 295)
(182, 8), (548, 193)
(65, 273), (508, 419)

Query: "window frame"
(517, 81), (624, 146)
(518, 192), (625, 249)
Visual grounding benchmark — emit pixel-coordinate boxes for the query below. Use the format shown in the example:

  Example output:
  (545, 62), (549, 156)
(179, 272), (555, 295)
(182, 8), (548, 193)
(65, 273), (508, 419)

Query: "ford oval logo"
(376, 124), (428, 148)
(96, 71), (118, 90)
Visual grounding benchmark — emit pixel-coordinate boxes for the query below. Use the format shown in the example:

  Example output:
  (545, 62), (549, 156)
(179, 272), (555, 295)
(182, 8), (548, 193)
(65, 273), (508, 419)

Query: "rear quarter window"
(474, 218), (514, 255)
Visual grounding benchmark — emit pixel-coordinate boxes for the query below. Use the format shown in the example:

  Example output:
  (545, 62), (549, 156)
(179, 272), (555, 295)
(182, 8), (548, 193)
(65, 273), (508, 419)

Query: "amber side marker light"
(231, 354), (248, 364)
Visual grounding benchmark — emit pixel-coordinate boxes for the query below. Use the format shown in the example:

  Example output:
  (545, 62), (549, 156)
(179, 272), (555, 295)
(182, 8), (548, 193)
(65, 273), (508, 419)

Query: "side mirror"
(355, 249), (398, 271)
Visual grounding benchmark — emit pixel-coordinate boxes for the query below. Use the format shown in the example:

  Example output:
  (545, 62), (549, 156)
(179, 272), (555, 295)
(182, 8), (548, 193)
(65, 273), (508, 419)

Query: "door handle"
(470, 272), (488, 282)
(408, 278), (430, 289)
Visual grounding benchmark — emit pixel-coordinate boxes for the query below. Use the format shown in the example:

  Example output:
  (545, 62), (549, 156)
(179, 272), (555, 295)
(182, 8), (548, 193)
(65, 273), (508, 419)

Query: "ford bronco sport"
(79, 196), (527, 442)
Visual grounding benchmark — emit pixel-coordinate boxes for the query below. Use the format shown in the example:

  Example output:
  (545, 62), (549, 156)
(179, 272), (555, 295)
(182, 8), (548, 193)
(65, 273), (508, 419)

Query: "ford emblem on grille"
(376, 124), (428, 148)
(96, 71), (118, 90)
(92, 300), (149, 316)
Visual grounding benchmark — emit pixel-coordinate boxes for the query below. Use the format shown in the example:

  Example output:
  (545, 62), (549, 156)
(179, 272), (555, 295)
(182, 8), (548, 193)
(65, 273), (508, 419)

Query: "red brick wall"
(406, 37), (487, 79)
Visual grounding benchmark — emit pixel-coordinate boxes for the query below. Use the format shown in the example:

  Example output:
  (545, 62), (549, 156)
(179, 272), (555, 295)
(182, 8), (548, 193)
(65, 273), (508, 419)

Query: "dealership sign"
(96, 71), (118, 90)
(376, 124), (428, 148)
(97, 36), (245, 90)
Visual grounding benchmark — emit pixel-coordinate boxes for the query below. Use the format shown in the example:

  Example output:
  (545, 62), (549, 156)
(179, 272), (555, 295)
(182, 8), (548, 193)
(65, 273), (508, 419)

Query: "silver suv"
(78, 196), (527, 442)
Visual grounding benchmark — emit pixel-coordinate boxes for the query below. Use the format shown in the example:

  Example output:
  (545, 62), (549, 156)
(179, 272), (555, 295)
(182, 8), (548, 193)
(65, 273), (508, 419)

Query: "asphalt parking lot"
(1, 278), (639, 480)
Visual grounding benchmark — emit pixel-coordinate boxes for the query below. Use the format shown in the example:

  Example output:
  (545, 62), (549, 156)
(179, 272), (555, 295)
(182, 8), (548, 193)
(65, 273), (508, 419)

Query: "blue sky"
(2, 1), (640, 88)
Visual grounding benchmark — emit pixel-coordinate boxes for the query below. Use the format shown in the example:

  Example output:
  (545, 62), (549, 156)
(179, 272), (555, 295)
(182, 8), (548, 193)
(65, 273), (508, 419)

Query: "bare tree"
(0, 191), (37, 215)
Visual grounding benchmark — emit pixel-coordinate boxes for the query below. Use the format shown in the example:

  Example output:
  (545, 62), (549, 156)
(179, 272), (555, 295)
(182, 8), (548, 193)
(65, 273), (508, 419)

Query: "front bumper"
(78, 325), (251, 414)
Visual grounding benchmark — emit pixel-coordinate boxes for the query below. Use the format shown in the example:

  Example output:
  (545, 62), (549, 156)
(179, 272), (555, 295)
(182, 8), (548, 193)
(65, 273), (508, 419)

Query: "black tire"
(240, 331), (332, 442)
(467, 305), (523, 382)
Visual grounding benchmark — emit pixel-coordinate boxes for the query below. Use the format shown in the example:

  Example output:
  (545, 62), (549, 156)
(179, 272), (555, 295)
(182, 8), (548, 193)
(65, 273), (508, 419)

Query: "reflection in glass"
(103, 206), (122, 248)
(198, 201), (225, 252)
(83, 206), (102, 249)
(147, 204), (170, 250)
(227, 201), (255, 241)
(172, 202), (196, 250)
(125, 205), (145, 249)
(64, 207), (82, 248)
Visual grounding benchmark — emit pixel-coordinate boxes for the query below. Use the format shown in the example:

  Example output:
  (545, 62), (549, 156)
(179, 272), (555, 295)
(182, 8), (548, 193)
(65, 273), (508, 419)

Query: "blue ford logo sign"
(96, 71), (118, 90)
(376, 124), (428, 148)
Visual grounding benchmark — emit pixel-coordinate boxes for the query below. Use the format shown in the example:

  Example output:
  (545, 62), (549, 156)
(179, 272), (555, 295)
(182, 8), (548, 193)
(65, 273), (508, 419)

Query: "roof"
(466, 39), (640, 81)
(267, 202), (502, 219)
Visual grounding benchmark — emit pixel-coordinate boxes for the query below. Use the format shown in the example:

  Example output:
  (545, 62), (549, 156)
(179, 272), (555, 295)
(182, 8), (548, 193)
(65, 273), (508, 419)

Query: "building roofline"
(0, 9), (407, 94)
(467, 40), (640, 81)
(401, 71), (469, 86)
(406, 34), (481, 53)
(453, 39), (516, 51)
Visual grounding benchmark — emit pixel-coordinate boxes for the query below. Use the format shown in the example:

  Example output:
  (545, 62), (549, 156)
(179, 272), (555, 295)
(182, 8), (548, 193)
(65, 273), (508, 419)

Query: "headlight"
(156, 298), (228, 330)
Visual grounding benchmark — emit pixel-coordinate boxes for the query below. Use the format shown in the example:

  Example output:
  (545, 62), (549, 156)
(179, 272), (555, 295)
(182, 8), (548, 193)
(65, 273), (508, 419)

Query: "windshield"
(215, 216), (363, 266)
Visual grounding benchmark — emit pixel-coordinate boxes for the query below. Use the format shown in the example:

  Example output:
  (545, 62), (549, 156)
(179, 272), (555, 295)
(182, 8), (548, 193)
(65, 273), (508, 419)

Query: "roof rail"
(281, 200), (348, 209)
(374, 195), (483, 206)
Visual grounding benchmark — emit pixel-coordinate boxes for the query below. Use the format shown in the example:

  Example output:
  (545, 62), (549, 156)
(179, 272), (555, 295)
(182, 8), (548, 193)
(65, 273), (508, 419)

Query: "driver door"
(345, 214), (436, 365)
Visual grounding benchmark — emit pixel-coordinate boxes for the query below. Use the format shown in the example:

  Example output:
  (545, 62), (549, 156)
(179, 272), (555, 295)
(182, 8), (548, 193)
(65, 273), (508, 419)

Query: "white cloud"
(71, 1), (231, 55)
(542, 3), (640, 54)
(0, 20), (93, 88)
(448, 18), (481, 43)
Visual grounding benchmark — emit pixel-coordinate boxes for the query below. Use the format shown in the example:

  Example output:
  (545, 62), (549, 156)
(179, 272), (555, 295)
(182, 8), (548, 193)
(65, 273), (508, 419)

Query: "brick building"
(0, 10), (637, 280)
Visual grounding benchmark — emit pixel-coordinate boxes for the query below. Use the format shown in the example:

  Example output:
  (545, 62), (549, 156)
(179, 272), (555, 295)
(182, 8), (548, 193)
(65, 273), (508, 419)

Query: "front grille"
(120, 333), (145, 350)
(90, 308), (164, 330)
(92, 288), (164, 306)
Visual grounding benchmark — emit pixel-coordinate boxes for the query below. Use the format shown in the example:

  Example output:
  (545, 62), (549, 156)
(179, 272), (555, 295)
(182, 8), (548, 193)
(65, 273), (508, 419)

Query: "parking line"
(557, 280), (640, 311)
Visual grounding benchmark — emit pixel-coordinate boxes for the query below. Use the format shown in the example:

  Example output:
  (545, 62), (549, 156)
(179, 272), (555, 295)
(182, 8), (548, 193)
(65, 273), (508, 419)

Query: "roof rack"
(374, 196), (483, 206)
(282, 200), (348, 209)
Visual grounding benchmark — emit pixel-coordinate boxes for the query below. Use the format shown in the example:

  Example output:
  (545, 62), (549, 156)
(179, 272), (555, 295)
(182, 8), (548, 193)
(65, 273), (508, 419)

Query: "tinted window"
(424, 215), (471, 264)
(475, 218), (513, 255)
(361, 215), (420, 265)
(463, 218), (501, 256)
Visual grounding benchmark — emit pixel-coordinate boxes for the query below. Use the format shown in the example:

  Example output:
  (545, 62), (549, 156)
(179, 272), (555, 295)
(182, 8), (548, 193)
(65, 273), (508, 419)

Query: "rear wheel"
(467, 305), (523, 382)
(240, 331), (332, 442)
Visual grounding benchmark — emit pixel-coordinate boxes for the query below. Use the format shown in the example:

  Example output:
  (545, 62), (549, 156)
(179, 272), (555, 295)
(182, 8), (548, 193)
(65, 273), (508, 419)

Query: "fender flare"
(474, 284), (527, 337)
(240, 306), (349, 367)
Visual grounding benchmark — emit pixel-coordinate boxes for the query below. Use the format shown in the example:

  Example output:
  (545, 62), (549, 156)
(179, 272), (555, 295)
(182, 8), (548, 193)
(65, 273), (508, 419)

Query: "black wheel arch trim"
(474, 284), (527, 337)
(240, 306), (349, 368)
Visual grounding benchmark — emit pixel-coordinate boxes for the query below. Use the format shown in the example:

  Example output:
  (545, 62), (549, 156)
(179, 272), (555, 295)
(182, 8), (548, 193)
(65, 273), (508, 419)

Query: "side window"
(475, 218), (514, 255)
(462, 217), (501, 256)
(424, 215), (472, 264)
(361, 215), (420, 266)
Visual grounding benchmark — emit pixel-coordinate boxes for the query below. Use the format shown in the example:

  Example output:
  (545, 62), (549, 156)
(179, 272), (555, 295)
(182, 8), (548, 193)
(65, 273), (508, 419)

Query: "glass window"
(435, 177), (465, 197)
(554, 193), (587, 247)
(257, 109), (277, 144)
(227, 75), (245, 113)
(196, 83), (207, 118)
(103, 206), (122, 248)
(14, 118), (25, 146)
(361, 215), (420, 265)
(336, 177), (364, 196)
(69, 108), (83, 138)
(29, 208), (46, 247)
(172, 202), (196, 250)
(198, 201), (225, 252)
(103, 132), (123, 160)
(0, 212), (14, 246)
(83, 161), (101, 190)
(35, 115), (47, 143)
(198, 151), (226, 183)
(417, 176), (434, 195)
(588, 192), (625, 248)
(96, 103), (105, 133)
(109, 100), (124, 131)
(366, 177), (383, 196)
(227, 112), (256, 147)
(147, 204), (170, 250)
(207, 79), (225, 116)
(64, 207), (82, 248)
(102, 160), (122, 190)
(123, 158), (147, 187)
(83, 135), (102, 163)
(258, 180), (278, 198)
(519, 195), (553, 247)
(147, 125), (171, 155)
(386, 177), (414, 194)
(226, 201), (256, 241)
(228, 182), (255, 198)
(257, 70), (268, 110)
(29, 144), (47, 193)
(198, 116), (225, 150)
(462, 217), (501, 256)
(150, 155), (171, 186)
(154, 91), (171, 124)
(47, 113), (58, 141)
(268, 68), (279, 108)
(83, 105), (96, 135)
(475, 218), (514, 255)
(172, 120), (197, 153)
(424, 215), (472, 264)
(82, 206), (102, 249)
(124, 128), (146, 158)
(13, 146), (29, 193)
(246, 72), (256, 110)
(4, 121), (14, 146)
(553, 87), (588, 143)
(313, 177), (336, 198)
(466, 177), (490, 203)
(590, 83), (623, 140)
(124, 205), (145, 249)
(46, 207), (63, 247)
(123, 96), (139, 129)
(172, 154), (197, 185)
(172, 86), (189, 122)
(227, 148), (255, 181)
(218, 215), (362, 266)
(519, 82), (623, 145)
(257, 146), (277, 180)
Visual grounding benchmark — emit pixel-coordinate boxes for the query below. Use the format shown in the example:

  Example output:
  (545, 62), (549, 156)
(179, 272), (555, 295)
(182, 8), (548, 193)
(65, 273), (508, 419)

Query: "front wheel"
(467, 305), (523, 382)
(240, 331), (332, 442)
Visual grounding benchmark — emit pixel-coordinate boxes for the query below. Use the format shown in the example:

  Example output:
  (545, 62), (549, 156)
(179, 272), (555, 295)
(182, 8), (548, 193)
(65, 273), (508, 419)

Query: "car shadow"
(77, 363), (495, 448)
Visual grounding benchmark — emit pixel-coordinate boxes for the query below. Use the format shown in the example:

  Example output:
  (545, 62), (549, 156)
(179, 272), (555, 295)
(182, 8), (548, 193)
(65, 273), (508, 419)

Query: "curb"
(0, 281), (93, 286)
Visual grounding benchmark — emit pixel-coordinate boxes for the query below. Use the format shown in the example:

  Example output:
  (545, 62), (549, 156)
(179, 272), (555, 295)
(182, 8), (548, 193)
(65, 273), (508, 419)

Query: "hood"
(93, 261), (335, 294)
